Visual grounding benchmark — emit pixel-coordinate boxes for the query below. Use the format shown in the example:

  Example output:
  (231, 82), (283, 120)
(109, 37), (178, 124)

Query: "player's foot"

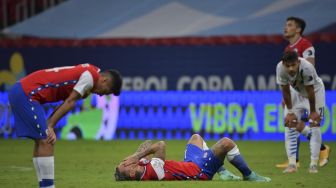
(283, 164), (297, 173)
(243, 171), (271, 182)
(276, 160), (300, 168)
(309, 165), (318, 173)
(319, 145), (330, 167)
(218, 169), (241, 181)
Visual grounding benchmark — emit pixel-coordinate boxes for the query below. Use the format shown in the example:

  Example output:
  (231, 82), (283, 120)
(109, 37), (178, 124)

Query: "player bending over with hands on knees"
(276, 16), (330, 169)
(9, 64), (122, 188)
(115, 134), (271, 182)
(276, 51), (325, 173)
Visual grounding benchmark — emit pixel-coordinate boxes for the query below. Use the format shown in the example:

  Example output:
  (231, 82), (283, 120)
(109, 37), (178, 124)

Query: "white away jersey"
(276, 58), (324, 97)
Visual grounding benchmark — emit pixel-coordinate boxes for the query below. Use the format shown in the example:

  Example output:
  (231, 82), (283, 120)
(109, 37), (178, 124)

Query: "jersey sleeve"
(150, 158), (165, 180)
(302, 46), (315, 59)
(73, 70), (94, 96)
(276, 62), (288, 85)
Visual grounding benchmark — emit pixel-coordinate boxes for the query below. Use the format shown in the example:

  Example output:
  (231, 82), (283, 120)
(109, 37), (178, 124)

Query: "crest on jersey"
(293, 48), (298, 53)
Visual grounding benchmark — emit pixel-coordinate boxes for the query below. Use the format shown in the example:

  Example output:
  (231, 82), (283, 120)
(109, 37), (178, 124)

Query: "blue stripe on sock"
(39, 181), (42, 188)
(41, 179), (54, 187)
(230, 155), (252, 177)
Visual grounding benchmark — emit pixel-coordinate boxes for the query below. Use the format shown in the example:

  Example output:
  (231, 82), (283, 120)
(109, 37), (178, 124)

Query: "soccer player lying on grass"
(115, 134), (271, 182)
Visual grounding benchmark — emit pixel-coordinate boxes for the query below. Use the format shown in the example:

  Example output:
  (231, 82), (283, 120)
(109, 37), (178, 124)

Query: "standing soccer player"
(276, 17), (330, 170)
(276, 51), (325, 173)
(8, 64), (122, 188)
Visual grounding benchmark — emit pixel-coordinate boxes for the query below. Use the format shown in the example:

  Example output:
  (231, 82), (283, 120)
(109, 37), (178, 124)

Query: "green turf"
(0, 139), (335, 188)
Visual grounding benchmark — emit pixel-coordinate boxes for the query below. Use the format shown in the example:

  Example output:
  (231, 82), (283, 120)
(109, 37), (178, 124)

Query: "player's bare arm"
(46, 90), (82, 144)
(123, 141), (166, 166)
(306, 57), (315, 66)
(136, 140), (153, 153)
(305, 85), (320, 126)
(281, 84), (297, 127)
(135, 140), (153, 160)
(123, 140), (153, 162)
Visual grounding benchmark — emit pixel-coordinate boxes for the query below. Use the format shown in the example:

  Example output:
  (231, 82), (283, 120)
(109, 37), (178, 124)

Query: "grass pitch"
(0, 139), (335, 188)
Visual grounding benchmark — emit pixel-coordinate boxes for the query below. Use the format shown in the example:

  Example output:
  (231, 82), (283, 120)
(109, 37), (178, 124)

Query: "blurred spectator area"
(0, 0), (67, 29)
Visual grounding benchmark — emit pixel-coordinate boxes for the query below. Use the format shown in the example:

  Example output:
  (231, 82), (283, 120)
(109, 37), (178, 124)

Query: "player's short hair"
(114, 167), (130, 181)
(282, 51), (299, 63)
(102, 69), (122, 96)
(287, 16), (306, 35)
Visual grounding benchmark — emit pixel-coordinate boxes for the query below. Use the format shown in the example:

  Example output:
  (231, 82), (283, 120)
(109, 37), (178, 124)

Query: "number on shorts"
(319, 107), (324, 118)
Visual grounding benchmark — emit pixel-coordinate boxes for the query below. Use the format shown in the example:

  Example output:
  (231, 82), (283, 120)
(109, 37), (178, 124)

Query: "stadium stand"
(3, 0), (336, 38)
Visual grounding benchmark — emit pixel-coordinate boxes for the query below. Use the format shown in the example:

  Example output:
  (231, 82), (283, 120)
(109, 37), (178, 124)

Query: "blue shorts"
(184, 144), (223, 179)
(8, 82), (48, 139)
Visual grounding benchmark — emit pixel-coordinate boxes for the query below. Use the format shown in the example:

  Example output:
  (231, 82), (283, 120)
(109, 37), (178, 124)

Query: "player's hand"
(309, 111), (321, 127)
(123, 155), (138, 167)
(46, 126), (56, 145)
(284, 113), (298, 128)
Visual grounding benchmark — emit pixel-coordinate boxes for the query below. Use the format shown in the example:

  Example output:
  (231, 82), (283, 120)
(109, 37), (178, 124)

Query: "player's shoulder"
(276, 61), (284, 70)
(299, 37), (313, 47)
(74, 64), (101, 77)
(299, 58), (315, 70)
(299, 57), (312, 66)
(76, 63), (100, 70)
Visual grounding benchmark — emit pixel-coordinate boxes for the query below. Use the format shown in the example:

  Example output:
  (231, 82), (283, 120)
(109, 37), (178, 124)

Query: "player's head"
(114, 162), (144, 181)
(284, 17), (306, 38)
(282, 51), (300, 76)
(94, 69), (122, 96)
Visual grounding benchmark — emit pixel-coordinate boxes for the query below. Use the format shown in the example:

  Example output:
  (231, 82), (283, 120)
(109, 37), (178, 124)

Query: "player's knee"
(219, 137), (235, 151)
(296, 122), (305, 132)
(35, 139), (53, 149)
(191, 134), (201, 140)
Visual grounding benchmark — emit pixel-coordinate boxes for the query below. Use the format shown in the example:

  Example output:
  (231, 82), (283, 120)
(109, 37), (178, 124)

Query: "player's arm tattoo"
(134, 141), (166, 161)
(135, 140), (152, 160)
(136, 140), (152, 153)
(152, 141), (166, 160)
(305, 85), (316, 113)
(281, 84), (292, 110)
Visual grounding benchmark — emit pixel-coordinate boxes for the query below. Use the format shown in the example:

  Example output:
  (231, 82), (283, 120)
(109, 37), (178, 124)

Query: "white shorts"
(284, 86), (325, 120)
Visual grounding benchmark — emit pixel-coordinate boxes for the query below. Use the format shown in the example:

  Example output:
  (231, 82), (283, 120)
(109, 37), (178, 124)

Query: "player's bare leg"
(187, 134), (204, 149)
(187, 134), (241, 181)
(33, 139), (55, 188)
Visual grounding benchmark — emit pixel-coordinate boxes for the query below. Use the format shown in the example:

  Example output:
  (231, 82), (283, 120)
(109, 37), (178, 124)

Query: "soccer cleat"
(283, 164), (297, 173)
(276, 160), (300, 168)
(218, 169), (241, 181)
(319, 145), (330, 167)
(243, 171), (271, 182)
(309, 165), (318, 173)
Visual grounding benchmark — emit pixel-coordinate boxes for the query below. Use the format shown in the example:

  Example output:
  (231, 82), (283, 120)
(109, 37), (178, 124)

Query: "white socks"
(285, 127), (298, 165)
(226, 146), (240, 161)
(33, 158), (42, 183)
(310, 127), (322, 166)
(33, 156), (55, 188)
